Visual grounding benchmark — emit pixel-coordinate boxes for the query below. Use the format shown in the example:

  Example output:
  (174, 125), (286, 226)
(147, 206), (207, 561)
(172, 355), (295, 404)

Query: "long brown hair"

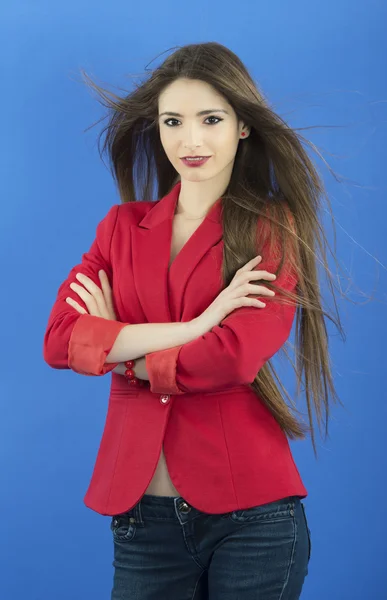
(79, 42), (351, 457)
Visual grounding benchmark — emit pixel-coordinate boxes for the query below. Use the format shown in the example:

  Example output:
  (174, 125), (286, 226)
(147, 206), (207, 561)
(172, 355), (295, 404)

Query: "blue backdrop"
(1, 1), (386, 598)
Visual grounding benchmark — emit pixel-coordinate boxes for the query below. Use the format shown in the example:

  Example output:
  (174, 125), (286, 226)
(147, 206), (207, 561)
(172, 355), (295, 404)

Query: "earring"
(241, 132), (246, 137)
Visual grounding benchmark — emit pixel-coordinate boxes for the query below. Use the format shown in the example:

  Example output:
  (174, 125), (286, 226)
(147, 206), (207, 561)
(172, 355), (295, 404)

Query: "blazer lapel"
(131, 181), (223, 324)
(168, 209), (223, 322)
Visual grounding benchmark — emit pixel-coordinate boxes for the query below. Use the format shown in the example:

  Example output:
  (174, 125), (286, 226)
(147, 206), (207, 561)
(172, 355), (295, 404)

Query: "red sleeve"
(43, 204), (130, 376)
(145, 222), (298, 395)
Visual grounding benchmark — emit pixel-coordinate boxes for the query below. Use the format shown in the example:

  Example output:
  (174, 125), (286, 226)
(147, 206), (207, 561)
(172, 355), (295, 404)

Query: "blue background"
(1, 1), (386, 598)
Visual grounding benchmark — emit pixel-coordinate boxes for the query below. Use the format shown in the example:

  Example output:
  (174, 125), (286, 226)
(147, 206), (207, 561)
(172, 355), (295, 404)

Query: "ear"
(239, 122), (251, 139)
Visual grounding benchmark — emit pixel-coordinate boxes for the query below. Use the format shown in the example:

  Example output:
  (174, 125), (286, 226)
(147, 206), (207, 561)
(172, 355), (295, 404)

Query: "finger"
(229, 256), (262, 289)
(69, 282), (100, 316)
(245, 270), (277, 281)
(65, 297), (88, 314)
(74, 274), (108, 318)
(98, 270), (117, 319)
(245, 283), (275, 297)
(240, 255), (262, 271)
(75, 273), (103, 297)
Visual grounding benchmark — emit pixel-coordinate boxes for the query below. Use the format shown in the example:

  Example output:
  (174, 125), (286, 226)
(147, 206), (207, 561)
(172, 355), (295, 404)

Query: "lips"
(180, 156), (211, 167)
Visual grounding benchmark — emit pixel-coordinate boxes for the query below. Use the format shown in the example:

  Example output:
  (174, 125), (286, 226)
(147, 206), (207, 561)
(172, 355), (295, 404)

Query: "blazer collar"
(130, 181), (223, 323)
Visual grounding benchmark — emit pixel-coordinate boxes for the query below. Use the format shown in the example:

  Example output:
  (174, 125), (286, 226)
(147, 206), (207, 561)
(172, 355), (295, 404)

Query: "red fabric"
(68, 314), (129, 376)
(145, 266), (297, 395)
(43, 181), (307, 516)
(43, 205), (130, 376)
(145, 346), (184, 395)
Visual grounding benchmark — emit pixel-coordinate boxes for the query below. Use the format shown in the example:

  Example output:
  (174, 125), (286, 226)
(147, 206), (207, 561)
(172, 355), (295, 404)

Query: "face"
(157, 78), (249, 185)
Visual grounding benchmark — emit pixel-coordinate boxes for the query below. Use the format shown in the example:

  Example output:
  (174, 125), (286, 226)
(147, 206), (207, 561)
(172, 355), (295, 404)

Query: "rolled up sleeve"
(43, 204), (130, 376)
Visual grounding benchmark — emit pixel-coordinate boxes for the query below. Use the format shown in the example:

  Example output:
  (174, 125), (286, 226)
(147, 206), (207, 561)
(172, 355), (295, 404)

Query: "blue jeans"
(110, 494), (311, 600)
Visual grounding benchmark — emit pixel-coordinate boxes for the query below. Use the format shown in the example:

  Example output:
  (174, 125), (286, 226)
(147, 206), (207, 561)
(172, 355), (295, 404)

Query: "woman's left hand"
(65, 270), (117, 320)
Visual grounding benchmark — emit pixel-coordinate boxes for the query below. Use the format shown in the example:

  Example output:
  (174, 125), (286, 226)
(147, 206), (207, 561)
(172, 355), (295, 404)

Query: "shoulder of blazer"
(117, 200), (159, 225)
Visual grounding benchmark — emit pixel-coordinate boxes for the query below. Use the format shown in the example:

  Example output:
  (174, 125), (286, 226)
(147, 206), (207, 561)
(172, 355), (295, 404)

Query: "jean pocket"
(230, 497), (296, 524)
(110, 512), (137, 542)
(300, 502), (312, 561)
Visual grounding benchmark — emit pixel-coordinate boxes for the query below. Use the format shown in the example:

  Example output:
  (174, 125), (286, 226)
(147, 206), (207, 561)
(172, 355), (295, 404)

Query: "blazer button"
(160, 394), (170, 405)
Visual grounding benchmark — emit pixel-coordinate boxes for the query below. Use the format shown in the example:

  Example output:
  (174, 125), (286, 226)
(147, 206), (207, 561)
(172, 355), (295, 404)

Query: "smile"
(180, 157), (211, 167)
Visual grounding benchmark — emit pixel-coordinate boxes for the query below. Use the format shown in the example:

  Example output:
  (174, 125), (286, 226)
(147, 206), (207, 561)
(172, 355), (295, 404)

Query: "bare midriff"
(145, 448), (180, 496)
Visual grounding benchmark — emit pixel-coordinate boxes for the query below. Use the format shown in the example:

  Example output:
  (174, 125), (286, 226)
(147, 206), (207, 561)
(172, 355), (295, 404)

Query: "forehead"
(158, 78), (227, 109)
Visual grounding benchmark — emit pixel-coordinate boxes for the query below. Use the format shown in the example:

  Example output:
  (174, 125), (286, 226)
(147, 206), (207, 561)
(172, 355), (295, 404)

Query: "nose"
(183, 125), (203, 150)
(184, 141), (202, 150)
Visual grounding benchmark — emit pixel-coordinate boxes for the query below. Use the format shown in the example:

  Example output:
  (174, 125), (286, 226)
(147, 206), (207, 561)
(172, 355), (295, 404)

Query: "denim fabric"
(110, 494), (311, 600)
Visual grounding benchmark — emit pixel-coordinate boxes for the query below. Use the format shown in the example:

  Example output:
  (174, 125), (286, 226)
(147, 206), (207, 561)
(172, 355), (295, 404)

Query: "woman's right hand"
(191, 255), (277, 336)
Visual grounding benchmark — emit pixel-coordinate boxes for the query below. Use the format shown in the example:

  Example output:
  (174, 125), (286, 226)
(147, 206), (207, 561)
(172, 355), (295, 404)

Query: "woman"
(43, 42), (344, 599)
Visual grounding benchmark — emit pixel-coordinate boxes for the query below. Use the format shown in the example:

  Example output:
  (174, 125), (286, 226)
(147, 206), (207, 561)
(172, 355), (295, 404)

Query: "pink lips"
(181, 157), (211, 167)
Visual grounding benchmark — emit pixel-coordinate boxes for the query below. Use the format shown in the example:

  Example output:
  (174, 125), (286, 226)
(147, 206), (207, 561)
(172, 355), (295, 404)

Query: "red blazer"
(43, 181), (307, 516)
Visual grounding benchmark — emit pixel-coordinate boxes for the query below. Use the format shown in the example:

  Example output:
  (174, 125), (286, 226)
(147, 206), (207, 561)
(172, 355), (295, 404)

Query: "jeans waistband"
(127, 493), (300, 526)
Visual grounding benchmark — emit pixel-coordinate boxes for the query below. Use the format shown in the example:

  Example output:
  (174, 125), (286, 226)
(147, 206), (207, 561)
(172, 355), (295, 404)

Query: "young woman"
(43, 42), (344, 599)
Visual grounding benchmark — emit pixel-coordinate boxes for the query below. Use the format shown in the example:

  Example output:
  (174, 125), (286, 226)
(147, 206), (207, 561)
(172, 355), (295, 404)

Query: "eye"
(206, 116), (223, 125)
(163, 116), (223, 127)
(163, 118), (179, 127)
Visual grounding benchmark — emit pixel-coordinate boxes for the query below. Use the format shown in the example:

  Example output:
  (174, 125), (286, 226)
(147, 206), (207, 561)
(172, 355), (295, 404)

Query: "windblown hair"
(80, 42), (348, 456)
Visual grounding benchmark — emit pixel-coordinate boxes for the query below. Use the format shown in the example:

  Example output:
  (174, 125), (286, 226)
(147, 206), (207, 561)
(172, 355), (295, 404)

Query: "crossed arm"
(44, 204), (298, 395)
(54, 263), (297, 396)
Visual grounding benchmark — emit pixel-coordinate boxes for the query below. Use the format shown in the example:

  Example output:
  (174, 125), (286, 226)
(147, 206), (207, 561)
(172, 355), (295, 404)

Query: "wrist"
(112, 363), (126, 375)
(187, 316), (204, 339)
(112, 357), (149, 380)
(133, 356), (149, 381)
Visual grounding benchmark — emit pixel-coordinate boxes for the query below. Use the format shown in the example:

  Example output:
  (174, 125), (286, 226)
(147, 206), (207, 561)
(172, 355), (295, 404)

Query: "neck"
(175, 176), (229, 218)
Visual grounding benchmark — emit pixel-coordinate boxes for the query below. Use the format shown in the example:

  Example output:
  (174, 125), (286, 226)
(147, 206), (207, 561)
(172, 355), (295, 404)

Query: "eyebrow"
(158, 109), (229, 118)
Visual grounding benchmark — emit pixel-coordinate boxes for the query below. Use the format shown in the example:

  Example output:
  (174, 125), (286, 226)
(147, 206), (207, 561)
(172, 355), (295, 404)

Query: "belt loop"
(134, 500), (144, 527)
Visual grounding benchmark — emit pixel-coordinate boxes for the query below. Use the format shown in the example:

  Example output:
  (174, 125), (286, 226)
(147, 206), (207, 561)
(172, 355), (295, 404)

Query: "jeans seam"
(278, 509), (297, 600)
(300, 503), (311, 561)
(180, 525), (207, 571)
(190, 569), (206, 600)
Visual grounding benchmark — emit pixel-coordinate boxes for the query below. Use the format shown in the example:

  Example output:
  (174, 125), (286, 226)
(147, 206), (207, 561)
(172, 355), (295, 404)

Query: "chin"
(179, 168), (217, 183)
(188, 174), (213, 185)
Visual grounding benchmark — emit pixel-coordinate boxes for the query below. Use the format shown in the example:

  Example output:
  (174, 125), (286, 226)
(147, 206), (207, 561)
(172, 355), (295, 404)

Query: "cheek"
(215, 128), (239, 149)
(159, 128), (170, 146)
(216, 136), (239, 162)
(160, 135), (178, 160)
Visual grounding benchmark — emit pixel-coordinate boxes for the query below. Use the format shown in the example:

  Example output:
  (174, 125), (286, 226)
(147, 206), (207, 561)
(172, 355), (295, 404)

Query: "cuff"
(68, 314), (129, 376)
(145, 346), (185, 395)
